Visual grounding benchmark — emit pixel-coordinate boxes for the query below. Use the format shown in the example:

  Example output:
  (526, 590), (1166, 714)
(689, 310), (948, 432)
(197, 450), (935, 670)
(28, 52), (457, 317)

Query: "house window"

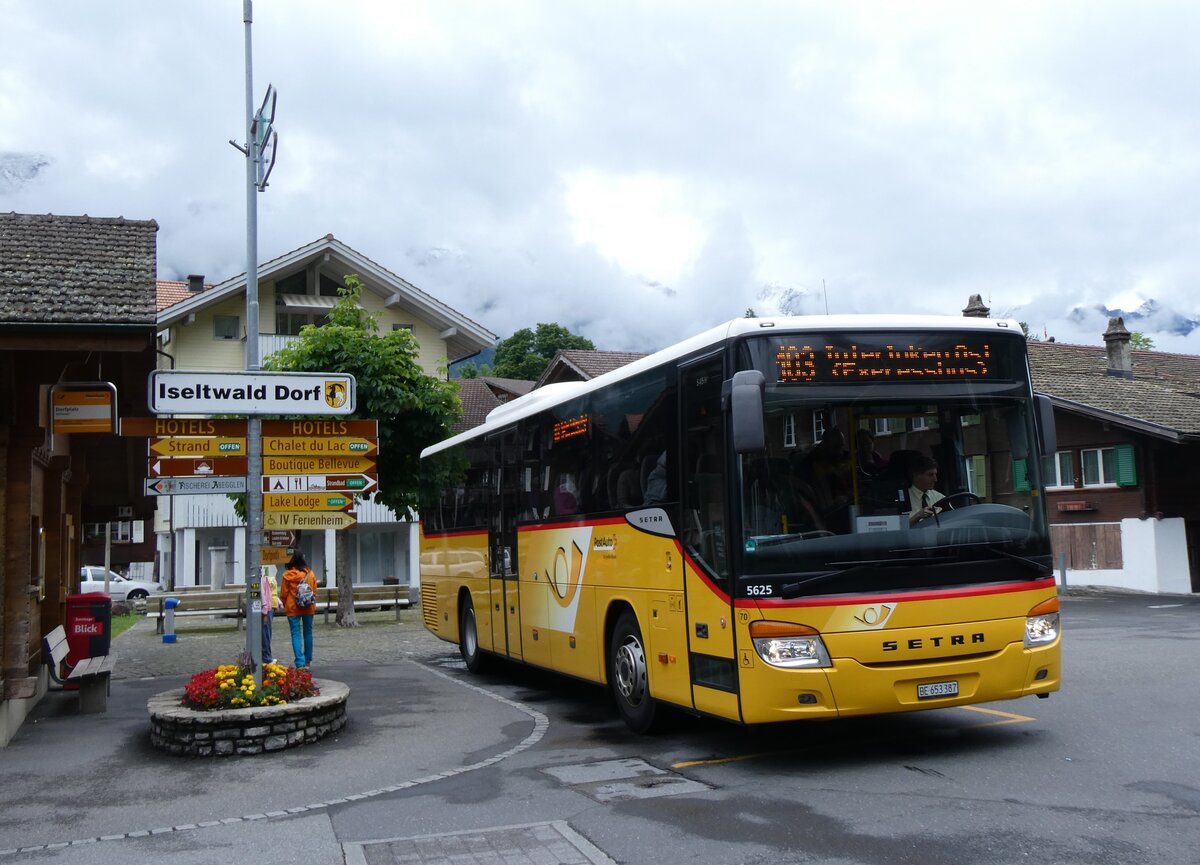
(276, 312), (326, 336)
(1081, 444), (1138, 487)
(964, 455), (987, 497)
(911, 416), (929, 431)
(812, 411), (826, 444)
(873, 417), (894, 436)
(319, 274), (343, 297)
(84, 521), (143, 543)
(213, 314), (240, 340)
(276, 272), (307, 294)
(1042, 451), (1076, 488)
(783, 414), (796, 448)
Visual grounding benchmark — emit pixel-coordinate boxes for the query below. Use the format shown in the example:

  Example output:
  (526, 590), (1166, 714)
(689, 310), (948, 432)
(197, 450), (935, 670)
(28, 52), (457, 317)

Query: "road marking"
(673, 751), (784, 769)
(956, 705), (1036, 728)
(671, 705), (1039, 769)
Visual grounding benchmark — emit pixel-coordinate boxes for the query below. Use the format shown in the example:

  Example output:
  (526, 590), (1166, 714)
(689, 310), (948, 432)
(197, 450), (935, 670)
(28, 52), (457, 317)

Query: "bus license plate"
(917, 681), (958, 699)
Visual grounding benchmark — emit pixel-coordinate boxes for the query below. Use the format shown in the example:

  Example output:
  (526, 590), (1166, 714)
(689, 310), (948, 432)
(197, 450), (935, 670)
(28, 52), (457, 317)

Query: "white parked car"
(79, 567), (163, 601)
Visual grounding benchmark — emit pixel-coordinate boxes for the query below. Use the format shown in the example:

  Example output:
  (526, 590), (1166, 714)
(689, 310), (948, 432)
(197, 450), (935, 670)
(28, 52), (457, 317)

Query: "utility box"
(64, 592), (112, 685)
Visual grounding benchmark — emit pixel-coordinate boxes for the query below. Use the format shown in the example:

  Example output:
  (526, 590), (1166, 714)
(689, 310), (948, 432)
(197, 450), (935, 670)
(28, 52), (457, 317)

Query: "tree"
(264, 275), (461, 626)
(455, 360), (490, 379)
(491, 323), (595, 380)
(744, 308), (757, 318)
(1130, 331), (1155, 350)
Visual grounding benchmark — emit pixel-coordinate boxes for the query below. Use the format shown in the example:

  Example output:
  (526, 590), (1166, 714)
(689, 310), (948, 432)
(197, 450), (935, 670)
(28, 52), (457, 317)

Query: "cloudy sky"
(3, 1), (1198, 353)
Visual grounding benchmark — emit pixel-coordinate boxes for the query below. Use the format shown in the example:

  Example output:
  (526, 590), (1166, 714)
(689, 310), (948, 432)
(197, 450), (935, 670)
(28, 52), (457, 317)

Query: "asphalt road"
(1, 590), (1197, 864)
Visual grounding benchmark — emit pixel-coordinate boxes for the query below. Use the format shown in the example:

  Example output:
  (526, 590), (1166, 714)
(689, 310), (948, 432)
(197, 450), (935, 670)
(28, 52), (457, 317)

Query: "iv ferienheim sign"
(149, 370), (356, 416)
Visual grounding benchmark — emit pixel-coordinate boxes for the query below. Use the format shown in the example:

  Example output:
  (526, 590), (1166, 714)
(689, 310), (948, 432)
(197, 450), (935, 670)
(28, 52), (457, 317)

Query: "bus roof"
(422, 314), (1023, 458)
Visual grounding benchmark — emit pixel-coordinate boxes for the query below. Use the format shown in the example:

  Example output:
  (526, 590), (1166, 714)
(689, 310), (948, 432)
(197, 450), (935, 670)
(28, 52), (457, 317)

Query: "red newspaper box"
(64, 592), (112, 685)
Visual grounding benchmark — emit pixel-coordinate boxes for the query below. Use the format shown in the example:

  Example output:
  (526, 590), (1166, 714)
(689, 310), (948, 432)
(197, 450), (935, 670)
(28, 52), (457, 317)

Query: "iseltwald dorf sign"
(149, 370), (356, 416)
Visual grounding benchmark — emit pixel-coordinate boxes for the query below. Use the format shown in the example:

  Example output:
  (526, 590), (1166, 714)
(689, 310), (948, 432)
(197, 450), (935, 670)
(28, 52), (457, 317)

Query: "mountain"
(0, 152), (51, 194)
(1098, 299), (1199, 337)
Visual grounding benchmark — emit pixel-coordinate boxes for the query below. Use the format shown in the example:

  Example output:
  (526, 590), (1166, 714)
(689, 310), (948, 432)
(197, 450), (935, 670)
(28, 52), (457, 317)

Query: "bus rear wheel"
(609, 610), (659, 733)
(459, 596), (488, 673)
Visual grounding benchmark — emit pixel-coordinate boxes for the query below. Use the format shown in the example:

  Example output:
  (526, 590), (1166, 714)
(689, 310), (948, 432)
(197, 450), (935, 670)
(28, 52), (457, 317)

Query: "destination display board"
(755, 332), (1025, 385)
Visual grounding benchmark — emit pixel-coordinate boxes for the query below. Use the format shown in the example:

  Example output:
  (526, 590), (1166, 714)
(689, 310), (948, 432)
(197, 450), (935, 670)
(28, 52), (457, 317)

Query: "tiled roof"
(0, 212), (157, 325)
(486, 377), (534, 398)
(453, 378), (503, 433)
(1028, 340), (1200, 439)
(156, 280), (192, 312)
(561, 349), (649, 378)
(451, 377), (539, 433)
(535, 349), (650, 387)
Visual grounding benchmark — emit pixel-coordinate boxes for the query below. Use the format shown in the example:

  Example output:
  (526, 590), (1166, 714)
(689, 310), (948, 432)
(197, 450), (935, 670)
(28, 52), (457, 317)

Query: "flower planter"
(148, 678), (348, 757)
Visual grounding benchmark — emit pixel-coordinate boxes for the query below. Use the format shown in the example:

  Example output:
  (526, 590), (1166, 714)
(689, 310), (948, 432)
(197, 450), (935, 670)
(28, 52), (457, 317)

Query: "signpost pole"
(242, 0), (264, 686)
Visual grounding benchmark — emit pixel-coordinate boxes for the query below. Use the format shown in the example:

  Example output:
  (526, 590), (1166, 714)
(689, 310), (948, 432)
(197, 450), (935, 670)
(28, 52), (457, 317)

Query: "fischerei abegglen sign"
(149, 371), (356, 416)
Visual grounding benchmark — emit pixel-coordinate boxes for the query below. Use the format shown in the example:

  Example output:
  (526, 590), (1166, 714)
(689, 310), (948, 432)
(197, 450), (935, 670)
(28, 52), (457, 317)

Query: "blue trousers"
(261, 611), (275, 664)
(287, 614), (314, 668)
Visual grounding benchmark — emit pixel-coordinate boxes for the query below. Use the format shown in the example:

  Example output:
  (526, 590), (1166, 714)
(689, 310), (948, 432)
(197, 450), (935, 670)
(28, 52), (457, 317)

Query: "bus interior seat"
(606, 463), (633, 510)
(859, 449), (921, 515)
(616, 469), (642, 508)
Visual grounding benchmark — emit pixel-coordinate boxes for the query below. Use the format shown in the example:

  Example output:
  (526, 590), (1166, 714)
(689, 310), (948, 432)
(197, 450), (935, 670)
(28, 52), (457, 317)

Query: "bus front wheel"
(609, 611), (659, 733)
(459, 596), (488, 673)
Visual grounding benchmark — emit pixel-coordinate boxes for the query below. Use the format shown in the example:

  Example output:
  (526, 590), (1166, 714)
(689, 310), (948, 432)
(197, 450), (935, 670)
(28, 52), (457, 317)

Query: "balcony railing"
(259, 333), (300, 357)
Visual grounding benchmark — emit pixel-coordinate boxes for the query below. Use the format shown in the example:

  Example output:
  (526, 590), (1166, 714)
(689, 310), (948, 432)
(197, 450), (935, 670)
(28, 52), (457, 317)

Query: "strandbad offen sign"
(149, 370), (356, 416)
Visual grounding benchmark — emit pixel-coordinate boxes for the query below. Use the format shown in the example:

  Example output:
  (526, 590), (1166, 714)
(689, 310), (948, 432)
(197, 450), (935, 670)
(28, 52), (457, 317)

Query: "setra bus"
(418, 315), (1061, 732)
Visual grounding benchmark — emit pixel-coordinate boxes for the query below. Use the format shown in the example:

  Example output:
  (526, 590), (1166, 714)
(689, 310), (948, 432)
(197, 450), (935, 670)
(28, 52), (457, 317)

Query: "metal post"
(242, 0), (264, 686)
(103, 522), (112, 595)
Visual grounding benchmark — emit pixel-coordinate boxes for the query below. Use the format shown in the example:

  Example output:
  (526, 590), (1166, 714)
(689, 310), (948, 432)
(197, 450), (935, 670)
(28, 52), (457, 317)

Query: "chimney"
(1104, 316), (1133, 379)
(187, 274), (205, 293)
(962, 294), (990, 318)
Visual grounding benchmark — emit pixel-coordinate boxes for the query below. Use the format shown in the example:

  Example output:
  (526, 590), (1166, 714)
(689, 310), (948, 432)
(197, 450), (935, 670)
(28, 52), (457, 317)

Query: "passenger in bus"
(795, 428), (852, 533)
(642, 451), (668, 504)
(554, 473), (580, 515)
(854, 428), (887, 477)
(907, 455), (945, 525)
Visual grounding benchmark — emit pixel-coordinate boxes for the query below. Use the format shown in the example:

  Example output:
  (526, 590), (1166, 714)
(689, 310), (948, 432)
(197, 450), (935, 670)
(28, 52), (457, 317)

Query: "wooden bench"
(319, 583), (410, 623)
(42, 625), (117, 713)
(155, 591), (246, 634)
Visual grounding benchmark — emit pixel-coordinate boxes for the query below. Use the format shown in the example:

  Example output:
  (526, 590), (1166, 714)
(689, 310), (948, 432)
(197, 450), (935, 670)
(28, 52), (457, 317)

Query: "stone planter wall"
(148, 679), (348, 757)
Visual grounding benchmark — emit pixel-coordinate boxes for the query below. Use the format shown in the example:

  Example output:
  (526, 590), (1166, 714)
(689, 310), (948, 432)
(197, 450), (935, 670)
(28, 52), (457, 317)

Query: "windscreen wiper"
(980, 546), (1052, 575)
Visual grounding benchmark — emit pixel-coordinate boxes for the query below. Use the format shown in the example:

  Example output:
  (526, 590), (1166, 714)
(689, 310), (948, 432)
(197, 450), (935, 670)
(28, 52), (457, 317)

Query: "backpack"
(295, 576), (315, 608)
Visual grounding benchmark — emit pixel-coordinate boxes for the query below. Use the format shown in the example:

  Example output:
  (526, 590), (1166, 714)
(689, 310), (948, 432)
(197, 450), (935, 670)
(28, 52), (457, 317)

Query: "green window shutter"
(1115, 443), (1138, 486)
(1013, 458), (1031, 492)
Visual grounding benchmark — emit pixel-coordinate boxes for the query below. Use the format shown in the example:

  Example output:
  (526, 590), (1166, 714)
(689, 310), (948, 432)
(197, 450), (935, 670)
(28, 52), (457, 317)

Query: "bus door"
(679, 354), (740, 721)
(487, 427), (522, 660)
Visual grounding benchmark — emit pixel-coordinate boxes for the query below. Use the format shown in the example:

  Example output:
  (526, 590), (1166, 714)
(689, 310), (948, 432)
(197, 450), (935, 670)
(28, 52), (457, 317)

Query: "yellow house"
(154, 234), (495, 594)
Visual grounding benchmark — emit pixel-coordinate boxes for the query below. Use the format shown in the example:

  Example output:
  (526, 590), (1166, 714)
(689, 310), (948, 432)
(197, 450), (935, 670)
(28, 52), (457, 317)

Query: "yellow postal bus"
(419, 316), (1061, 731)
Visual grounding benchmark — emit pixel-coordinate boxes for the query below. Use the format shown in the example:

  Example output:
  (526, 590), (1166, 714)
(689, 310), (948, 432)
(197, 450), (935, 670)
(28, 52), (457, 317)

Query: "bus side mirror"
(728, 370), (765, 453)
(1035, 393), (1057, 457)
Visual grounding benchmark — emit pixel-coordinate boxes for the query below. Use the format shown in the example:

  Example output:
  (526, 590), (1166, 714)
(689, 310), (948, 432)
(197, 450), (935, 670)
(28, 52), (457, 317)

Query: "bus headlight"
(1025, 598), (1060, 647)
(749, 621), (831, 668)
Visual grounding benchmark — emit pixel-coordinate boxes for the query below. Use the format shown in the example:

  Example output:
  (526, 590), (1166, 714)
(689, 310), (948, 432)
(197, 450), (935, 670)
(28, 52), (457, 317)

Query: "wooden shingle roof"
(0, 212), (157, 327)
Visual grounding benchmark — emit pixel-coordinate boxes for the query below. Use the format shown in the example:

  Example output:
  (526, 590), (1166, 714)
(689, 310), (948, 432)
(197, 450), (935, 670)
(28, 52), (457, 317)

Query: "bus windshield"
(735, 333), (1052, 598)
